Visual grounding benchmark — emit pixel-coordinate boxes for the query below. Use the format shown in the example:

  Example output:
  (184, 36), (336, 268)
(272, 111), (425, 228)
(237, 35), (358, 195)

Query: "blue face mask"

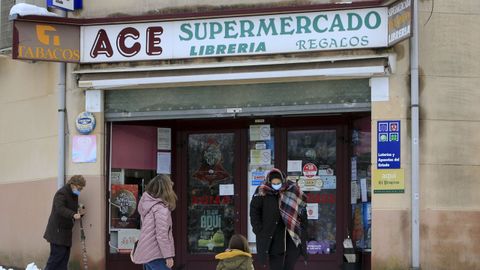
(272, 183), (282, 190)
(72, 189), (81, 196)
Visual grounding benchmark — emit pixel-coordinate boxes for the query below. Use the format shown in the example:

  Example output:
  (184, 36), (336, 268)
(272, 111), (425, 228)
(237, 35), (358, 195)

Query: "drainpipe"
(57, 9), (67, 189)
(410, 0), (420, 269)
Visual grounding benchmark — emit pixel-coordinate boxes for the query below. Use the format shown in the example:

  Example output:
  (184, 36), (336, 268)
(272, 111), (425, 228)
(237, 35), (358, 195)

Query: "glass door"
(286, 128), (344, 268)
(180, 131), (243, 268)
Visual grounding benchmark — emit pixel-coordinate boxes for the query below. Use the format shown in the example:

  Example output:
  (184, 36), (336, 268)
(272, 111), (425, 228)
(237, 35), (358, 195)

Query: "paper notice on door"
(249, 125), (271, 141)
(306, 203), (319, 220)
(157, 128), (171, 150)
(351, 157), (357, 181)
(351, 181), (359, 204)
(361, 178), (368, 202)
(287, 160), (302, 172)
(250, 149), (271, 165)
(219, 184), (234, 196)
(157, 152), (171, 174)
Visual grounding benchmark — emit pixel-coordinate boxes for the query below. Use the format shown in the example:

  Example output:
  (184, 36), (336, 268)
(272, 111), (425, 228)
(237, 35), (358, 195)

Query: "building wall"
(0, 57), (56, 267)
(0, 56), (105, 269)
(372, 0), (480, 269)
(75, 0), (337, 18)
(417, 0), (480, 269)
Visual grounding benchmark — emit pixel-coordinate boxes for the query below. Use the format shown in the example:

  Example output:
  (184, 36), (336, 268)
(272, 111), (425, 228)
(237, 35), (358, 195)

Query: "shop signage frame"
(12, 20), (80, 63)
(387, 0), (412, 46)
(80, 7), (389, 63)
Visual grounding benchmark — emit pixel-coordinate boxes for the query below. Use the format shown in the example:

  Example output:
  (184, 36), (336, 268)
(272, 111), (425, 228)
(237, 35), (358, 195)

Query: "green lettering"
(257, 18), (278, 36)
(365, 11), (381, 29)
(224, 21), (238, 38)
(347, 13), (362, 31)
(238, 43), (248, 53)
(255, 42), (266, 52)
(209, 22), (223, 39)
(329, 14), (345, 32)
(228, 44), (236, 53)
(313, 15), (328, 33)
(280, 17), (294, 35)
(216, 44), (227, 54)
(205, 45), (215, 55)
(194, 23), (208, 40)
(179, 23), (193, 41)
(296, 16), (312, 34)
(240, 20), (255, 37)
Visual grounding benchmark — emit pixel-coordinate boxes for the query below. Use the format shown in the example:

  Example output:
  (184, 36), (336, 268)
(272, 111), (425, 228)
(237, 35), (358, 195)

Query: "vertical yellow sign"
(373, 169), (405, 193)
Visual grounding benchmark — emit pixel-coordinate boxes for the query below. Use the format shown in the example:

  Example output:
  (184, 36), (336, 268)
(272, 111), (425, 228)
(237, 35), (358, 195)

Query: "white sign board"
(81, 7), (388, 63)
(52, 0), (75, 11)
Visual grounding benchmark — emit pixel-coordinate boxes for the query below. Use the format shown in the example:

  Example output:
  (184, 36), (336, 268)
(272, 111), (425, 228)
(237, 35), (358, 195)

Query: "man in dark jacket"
(250, 168), (307, 270)
(44, 175), (87, 270)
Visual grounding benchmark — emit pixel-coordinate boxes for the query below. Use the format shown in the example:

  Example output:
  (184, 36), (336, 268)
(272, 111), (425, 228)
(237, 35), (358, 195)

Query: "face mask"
(72, 189), (81, 196)
(272, 183), (282, 190)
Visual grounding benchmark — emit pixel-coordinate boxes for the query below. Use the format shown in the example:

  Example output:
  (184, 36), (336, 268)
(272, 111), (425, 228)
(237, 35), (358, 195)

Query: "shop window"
(108, 124), (171, 254)
(350, 116), (372, 251)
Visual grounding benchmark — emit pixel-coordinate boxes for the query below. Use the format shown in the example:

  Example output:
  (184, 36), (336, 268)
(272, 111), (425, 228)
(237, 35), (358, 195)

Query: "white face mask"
(272, 183), (282, 190)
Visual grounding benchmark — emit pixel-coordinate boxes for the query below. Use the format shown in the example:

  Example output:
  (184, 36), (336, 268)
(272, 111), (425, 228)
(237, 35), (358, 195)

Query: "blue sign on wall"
(377, 120), (401, 169)
(46, 0), (82, 11)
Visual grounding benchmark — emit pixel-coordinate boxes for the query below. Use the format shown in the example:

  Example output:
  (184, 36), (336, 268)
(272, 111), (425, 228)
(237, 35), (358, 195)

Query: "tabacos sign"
(81, 7), (388, 63)
(13, 21), (80, 63)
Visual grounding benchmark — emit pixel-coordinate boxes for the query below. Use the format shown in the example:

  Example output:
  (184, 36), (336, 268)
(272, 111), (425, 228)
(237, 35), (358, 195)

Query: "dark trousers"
(269, 234), (300, 270)
(45, 243), (71, 270)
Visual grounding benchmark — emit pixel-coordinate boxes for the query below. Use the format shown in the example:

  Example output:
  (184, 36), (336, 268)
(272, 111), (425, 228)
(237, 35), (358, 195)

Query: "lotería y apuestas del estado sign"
(81, 7), (388, 63)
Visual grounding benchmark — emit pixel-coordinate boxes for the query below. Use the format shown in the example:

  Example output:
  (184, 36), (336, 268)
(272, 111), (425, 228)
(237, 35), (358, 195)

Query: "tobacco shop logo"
(17, 23), (80, 62)
(36, 25), (61, 46)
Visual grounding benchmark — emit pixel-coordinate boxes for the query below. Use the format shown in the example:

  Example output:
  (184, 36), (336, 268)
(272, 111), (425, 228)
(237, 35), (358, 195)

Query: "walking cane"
(79, 204), (88, 270)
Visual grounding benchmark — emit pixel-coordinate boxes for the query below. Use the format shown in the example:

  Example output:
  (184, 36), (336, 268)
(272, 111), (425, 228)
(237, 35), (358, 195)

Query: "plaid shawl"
(258, 181), (307, 247)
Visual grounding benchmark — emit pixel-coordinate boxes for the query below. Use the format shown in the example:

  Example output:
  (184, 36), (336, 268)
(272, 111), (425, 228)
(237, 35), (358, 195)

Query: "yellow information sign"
(373, 168), (404, 193)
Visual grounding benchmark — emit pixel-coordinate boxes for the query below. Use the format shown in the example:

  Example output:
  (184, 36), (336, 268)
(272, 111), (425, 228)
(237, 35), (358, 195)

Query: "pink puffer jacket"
(132, 192), (175, 264)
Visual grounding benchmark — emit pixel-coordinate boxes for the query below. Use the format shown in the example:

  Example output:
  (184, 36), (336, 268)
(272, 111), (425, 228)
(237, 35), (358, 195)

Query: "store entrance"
(174, 116), (349, 270)
(107, 114), (371, 270)
(175, 130), (246, 269)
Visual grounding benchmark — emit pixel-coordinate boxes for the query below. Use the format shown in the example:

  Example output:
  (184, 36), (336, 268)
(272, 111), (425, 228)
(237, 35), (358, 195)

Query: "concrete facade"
(0, 0), (479, 269)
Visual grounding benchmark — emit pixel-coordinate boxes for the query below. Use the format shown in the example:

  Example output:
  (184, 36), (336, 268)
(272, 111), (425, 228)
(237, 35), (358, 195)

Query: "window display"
(187, 133), (236, 254)
(351, 116), (372, 250)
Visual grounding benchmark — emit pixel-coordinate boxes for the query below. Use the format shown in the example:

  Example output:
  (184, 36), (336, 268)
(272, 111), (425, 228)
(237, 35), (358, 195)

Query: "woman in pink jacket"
(132, 174), (177, 270)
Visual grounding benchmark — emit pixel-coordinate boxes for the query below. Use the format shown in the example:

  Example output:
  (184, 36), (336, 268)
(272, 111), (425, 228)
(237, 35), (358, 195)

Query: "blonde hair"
(145, 174), (177, 211)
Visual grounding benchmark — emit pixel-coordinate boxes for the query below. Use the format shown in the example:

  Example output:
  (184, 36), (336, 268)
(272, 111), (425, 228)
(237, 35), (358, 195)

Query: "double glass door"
(179, 122), (345, 270)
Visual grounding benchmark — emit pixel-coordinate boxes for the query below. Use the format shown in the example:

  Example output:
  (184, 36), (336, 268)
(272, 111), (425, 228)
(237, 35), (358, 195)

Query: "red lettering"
(191, 195), (232, 205)
(146, 26), (163, 56)
(117, 27), (141, 57)
(90, 29), (113, 58)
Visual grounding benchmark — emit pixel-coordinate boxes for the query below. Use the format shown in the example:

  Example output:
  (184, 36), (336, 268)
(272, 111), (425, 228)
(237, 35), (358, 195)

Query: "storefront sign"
(13, 21), (80, 63)
(377, 120), (400, 169)
(81, 7), (388, 63)
(373, 168), (405, 193)
(388, 0), (412, 45)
